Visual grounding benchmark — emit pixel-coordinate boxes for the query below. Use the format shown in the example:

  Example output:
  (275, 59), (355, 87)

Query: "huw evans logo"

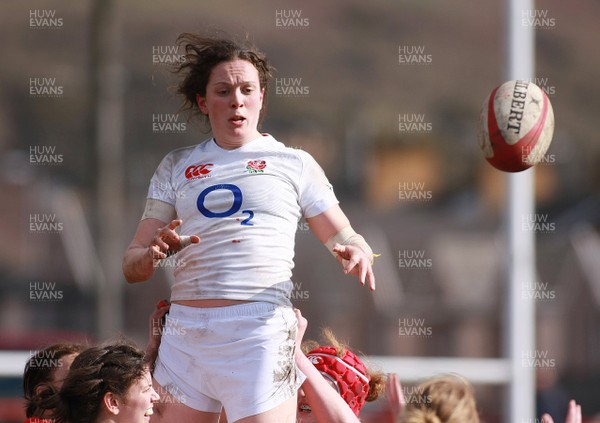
(398, 45), (432, 65)
(29, 145), (63, 165)
(28, 349), (65, 368)
(522, 9), (556, 29)
(30, 214), (63, 233)
(152, 46), (185, 65)
(521, 281), (556, 301)
(151, 318), (187, 337)
(288, 281), (310, 301)
(527, 77), (556, 96)
(398, 182), (433, 201)
(30, 77), (64, 98)
(398, 249), (433, 269)
(276, 281), (310, 303)
(152, 114), (187, 133)
(29, 282), (63, 302)
(275, 77), (310, 97)
(29, 9), (63, 29)
(275, 10), (309, 28)
(521, 145), (556, 166)
(398, 113), (432, 133)
(403, 385), (432, 405)
(150, 181), (186, 201)
(521, 350), (556, 369)
(521, 214), (556, 233)
(398, 318), (433, 337)
(297, 219), (310, 232)
(153, 256), (187, 269)
(155, 383), (188, 405)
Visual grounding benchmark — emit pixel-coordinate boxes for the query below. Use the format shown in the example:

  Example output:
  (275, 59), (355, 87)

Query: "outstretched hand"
(332, 243), (376, 291)
(149, 219), (200, 261)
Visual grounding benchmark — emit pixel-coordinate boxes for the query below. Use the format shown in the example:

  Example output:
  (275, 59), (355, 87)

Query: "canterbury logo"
(185, 163), (213, 180)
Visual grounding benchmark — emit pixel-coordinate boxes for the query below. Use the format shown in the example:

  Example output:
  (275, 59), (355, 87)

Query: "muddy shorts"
(153, 302), (304, 421)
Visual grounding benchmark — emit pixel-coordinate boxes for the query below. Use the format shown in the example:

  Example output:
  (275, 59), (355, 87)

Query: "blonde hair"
(399, 374), (479, 423)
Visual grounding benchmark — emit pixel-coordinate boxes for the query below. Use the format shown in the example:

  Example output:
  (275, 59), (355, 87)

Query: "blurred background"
(1, 0), (599, 421)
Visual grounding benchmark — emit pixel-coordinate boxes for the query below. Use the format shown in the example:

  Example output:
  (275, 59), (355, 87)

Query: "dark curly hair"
(23, 342), (87, 418)
(40, 341), (148, 423)
(173, 32), (274, 126)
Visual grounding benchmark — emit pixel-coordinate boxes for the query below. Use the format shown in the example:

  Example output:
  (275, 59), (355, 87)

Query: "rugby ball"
(478, 80), (554, 172)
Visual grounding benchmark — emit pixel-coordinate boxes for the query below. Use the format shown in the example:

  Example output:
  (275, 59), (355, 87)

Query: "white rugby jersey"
(146, 134), (338, 305)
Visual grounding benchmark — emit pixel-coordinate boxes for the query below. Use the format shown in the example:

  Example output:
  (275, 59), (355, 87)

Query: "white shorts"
(153, 302), (304, 422)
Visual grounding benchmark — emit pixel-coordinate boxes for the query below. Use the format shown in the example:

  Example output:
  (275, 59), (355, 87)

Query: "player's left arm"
(306, 204), (375, 291)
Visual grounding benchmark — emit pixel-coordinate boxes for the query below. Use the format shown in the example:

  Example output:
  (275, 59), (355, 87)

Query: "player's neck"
(213, 131), (262, 150)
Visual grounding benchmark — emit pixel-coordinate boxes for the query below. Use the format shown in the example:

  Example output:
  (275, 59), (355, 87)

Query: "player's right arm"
(124, 218), (201, 283)
(123, 218), (169, 283)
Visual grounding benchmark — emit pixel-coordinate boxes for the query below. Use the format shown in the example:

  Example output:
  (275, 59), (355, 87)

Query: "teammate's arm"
(146, 300), (170, 369)
(294, 308), (361, 423)
(306, 205), (375, 291)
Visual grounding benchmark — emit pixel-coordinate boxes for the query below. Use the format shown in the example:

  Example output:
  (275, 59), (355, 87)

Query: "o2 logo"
(196, 184), (254, 226)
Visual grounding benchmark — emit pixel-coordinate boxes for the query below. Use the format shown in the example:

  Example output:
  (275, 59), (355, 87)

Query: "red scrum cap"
(306, 346), (370, 416)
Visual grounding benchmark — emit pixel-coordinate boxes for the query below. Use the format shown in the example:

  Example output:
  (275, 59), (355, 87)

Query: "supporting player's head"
(399, 374), (480, 423)
(301, 328), (386, 417)
(23, 342), (86, 418)
(174, 32), (274, 127)
(45, 341), (159, 423)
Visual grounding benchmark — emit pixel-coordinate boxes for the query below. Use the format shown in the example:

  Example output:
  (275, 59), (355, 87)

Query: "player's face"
(296, 378), (340, 423)
(197, 59), (264, 148)
(296, 387), (317, 423)
(116, 371), (159, 423)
